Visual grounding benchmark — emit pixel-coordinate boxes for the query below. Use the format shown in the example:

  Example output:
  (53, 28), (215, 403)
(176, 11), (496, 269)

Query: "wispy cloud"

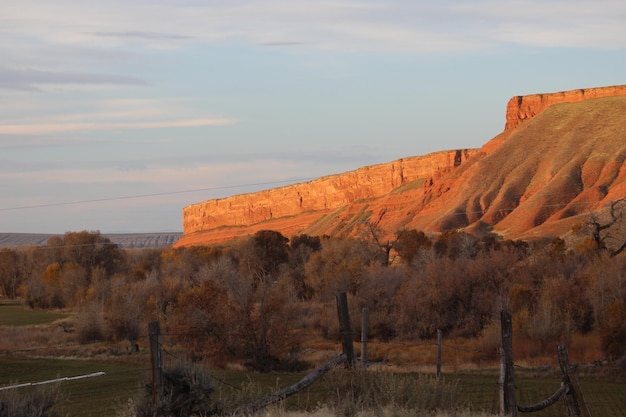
(5, 1), (626, 57)
(0, 66), (148, 91)
(92, 31), (194, 41)
(0, 117), (236, 135)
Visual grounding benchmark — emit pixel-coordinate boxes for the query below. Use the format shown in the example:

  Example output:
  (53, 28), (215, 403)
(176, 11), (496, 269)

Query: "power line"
(0, 178), (317, 212)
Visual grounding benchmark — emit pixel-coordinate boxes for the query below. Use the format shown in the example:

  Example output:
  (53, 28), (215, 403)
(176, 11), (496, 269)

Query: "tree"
(288, 234), (322, 299)
(60, 231), (126, 275)
(171, 279), (238, 361)
(304, 238), (379, 300)
(576, 198), (626, 257)
(393, 229), (432, 265)
(433, 230), (478, 259)
(253, 230), (290, 277)
(599, 299), (626, 359)
(356, 265), (407, 340)
(362, 222), (395, 266)
(0, 248), (22, 298)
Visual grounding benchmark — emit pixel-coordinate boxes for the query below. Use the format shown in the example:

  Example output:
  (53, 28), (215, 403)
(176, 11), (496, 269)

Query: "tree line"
(1, 226), (625, 371)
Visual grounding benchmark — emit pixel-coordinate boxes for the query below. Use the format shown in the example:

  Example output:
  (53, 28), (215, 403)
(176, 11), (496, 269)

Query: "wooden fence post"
(500, 309), (518, 416)
(558, 342), (592, 417)
(149, 321), (163, 406)
(361, 307), (369, 368)
(336, 292), (355, 367)
(436, 329), (443, 378)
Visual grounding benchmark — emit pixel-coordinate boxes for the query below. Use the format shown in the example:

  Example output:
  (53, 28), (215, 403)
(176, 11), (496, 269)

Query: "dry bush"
(130, 362), (220, 417)
(75, 301), (106, 344)
(0, 325), (75, 353)
(321, 368), (457, 416)
(599, 299), (626, 359)
(0, 384), (61, 417)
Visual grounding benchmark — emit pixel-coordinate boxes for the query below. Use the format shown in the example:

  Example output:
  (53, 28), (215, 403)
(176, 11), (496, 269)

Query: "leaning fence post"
(149, 321), (163, 406)
(336, 292), (355, 367)
(500, 309), (518, 416)
(558, 342), (592, 417)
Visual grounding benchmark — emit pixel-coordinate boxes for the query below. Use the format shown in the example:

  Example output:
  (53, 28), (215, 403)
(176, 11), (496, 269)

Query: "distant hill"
(0, 232), (182, 249)
(175, 85), (626, 247)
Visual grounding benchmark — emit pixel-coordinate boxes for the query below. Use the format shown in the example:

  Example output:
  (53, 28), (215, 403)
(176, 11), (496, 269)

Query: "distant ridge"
(0, 232), (182, 249)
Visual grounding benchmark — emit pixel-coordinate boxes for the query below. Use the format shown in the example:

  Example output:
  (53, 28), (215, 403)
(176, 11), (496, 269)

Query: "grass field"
(0, 300), (69, 326)
(1, 303), (625, 416)
(1, 357), (625, 417)
(0, 357), (145, 416)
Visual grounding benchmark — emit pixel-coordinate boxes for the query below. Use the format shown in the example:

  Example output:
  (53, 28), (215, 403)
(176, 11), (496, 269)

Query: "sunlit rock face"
(176, 85), (626, 248)
(181, 150), (475, 236)
(505, 85), (626, 129)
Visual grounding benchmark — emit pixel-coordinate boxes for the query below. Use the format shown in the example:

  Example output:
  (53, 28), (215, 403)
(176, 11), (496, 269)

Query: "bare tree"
(362, 221), (395, 266)
(578, 198), (626, 257)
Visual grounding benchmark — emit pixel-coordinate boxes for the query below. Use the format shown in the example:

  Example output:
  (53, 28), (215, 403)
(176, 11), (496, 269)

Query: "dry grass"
(0, 383), (61, 417)
(0, 324), (75, 353)
(321, 367), (458, 416)
(256, 407), (498, 417)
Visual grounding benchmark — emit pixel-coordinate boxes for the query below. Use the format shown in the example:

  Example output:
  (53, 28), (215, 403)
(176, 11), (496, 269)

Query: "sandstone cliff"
(182, 149), (475, 236)
(505, 84), (626, 129)
(176, 86), (626, 248)
(407, 95), (626, 239)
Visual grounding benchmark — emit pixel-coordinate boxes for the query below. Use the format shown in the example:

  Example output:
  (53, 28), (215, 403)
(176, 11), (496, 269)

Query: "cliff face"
(182, 150), (475, 237)
(505, 85), (626, 129)
(177, 86), (626, 248)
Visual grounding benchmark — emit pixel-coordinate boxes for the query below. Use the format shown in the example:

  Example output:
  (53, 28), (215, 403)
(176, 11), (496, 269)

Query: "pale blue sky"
(1, 0), (625, 234)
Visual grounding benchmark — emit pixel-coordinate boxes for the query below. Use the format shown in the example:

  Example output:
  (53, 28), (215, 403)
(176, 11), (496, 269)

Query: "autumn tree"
(356, 265), (408, 340)
(0, 248), (23, 298)
(599, 299), (626, 359)
(171, 278), (239, 361)
(433, 230), (479, 259)
(252, 230), (290, 277)
(396, 248), (516, 338)
(304, 237), (381, 300)
(60, 231), (126, 275)
(288, 234), (322, 299)
(393, 229), (432, 265)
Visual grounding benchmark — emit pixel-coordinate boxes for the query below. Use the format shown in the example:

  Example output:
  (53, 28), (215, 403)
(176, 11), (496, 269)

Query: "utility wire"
(0, 178), (317, 212)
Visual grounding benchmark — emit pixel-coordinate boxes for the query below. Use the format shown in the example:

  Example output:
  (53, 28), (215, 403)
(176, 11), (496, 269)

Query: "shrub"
(75, 302), (106, 344)
(0, 384), (61, 417)
(599, 299), (626, 359)
(132, 363), (220, 417)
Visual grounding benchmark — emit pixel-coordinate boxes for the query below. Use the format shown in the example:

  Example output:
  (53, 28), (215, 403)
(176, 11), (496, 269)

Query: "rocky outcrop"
(505, 84), (626, 129)
(182, 150), (476, 236)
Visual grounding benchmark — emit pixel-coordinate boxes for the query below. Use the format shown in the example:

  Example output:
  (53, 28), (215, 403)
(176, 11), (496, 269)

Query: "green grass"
(0, 301), (69, 326)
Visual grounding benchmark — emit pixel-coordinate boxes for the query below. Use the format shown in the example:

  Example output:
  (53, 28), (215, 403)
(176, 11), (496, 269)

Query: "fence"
(144, 291), (594, 416)
(499, 309), (592, 417)
(0, 291), (601, 416)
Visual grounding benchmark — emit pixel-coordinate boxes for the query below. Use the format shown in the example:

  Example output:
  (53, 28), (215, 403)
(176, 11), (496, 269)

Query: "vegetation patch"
(305, 206), (347, 235)
(390, 178), (427, 195)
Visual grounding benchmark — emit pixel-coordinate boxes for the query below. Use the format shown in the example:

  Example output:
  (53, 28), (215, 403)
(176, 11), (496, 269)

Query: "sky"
(1, 1), (625, 234)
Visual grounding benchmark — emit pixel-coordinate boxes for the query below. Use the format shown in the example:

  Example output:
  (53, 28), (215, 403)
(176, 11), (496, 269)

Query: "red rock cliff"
(505, 84), (626, 129)
(182, 150), (475, 236)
